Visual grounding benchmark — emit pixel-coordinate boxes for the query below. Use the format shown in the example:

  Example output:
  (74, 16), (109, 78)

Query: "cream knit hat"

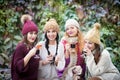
(84, 23), (101, 44)
(65, 19), (79, 30)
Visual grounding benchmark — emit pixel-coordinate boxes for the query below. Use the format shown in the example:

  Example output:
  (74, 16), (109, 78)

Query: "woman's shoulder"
(16, 42), (26, 49)
(14, 42), (27, 52)
(101, 49), (110, 57)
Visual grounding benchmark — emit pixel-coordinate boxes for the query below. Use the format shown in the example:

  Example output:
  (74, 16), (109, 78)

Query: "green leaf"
(1, 53), (9, 61)
(14, 35), (22, 40)
(0, 56), (4, 65)
(4, 38), (10, 44)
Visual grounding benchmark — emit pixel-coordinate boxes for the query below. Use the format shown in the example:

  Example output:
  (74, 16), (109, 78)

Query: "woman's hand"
(24, 47), (37, 67)
(83, 46), (92, 56)
(65, 43), (70, 58)
(28, 47), (37, 57)
(55, 56), (60, 66)
(42, 54), (53, 65)
(65, 43), (70, 51)
(35, 42), (42, 50)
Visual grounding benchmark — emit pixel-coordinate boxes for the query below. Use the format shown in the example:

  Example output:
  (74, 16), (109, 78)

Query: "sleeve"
(13, 44), (29, 74)
(56, 42), (65, 70)
(87, 49), (111, 76)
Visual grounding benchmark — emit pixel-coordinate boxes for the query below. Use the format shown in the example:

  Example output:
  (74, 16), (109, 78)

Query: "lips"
(31, 38), (35, 40)
(68, 31), (73, 35)
(48, 35), (55, 39)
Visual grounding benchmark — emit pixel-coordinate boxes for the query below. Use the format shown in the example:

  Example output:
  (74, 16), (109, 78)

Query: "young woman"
(58, 19), (86, 80)
(37, 19), (65, 80)
(84, 23), (120, 80)
(11, 14), (40, 80)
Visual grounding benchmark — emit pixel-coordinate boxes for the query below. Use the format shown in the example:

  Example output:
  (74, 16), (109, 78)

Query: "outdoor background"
(0, 0), (120, 80)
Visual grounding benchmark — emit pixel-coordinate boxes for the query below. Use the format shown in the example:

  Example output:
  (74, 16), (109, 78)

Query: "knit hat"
(84, 23), (101, 45)
(44, 18), (59, 33)
(21, 14), (38, 35)
(65, 19), (79, 30)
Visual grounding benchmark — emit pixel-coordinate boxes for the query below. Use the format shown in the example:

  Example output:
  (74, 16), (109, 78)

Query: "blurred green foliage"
(0, 0), (120, 79)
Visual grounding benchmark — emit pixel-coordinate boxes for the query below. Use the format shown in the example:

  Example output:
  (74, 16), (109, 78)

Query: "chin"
(29, 40), (35, 43)
(69, 35), (77, 37)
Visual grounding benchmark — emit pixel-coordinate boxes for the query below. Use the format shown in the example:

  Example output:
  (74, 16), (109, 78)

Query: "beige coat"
(86, 49), (120, 80)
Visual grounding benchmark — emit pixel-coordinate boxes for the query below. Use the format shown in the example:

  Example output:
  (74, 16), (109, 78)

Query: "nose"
(49, 32), (54, 36)
(84, 42), (89, 48)
(32, 33), (37, 37)
(33, 34), (36, 36)
(68, 28), (72, 32)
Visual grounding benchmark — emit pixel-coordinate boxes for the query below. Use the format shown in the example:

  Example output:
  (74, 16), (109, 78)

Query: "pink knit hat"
(21, 14), (38, 35)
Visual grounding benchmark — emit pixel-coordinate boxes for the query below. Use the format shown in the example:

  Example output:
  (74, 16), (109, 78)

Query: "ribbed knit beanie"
(21, 14), (38, 35)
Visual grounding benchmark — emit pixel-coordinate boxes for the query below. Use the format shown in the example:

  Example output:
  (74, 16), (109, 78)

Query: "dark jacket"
(11, 42), (40, 80)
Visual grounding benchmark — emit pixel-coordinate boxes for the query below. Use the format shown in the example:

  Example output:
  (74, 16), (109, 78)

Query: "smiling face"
(46, 29), (57, 41)
(66, 25), (78, 37)
(27, 31), (38, 43)
(84, 39), (95, 51)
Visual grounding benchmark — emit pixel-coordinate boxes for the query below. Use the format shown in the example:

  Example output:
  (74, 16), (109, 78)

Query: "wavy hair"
(64, 29), (84, 52)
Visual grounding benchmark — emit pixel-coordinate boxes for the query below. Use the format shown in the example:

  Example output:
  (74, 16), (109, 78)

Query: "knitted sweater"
(37, 41), (65, 80)
(86, 49), (120, 80)
(11, 42), (40, 80)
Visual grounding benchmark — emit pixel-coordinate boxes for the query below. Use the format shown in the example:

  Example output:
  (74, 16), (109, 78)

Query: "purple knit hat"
(21, 14), (38, 35)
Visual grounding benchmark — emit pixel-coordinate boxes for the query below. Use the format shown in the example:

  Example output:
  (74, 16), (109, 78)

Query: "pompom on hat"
(65, 19), (80, 30)
(43, 18), (59, 33)
(84, 23), (101, 45)
(21, 14), (38, 35)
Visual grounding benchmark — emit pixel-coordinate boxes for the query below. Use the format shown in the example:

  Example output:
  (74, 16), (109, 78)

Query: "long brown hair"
(93, 43), (103, 64)
(19, 34), (38, 49)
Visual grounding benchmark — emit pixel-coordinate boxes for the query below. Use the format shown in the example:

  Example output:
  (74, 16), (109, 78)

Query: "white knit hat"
(65, 19), (79, 30)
